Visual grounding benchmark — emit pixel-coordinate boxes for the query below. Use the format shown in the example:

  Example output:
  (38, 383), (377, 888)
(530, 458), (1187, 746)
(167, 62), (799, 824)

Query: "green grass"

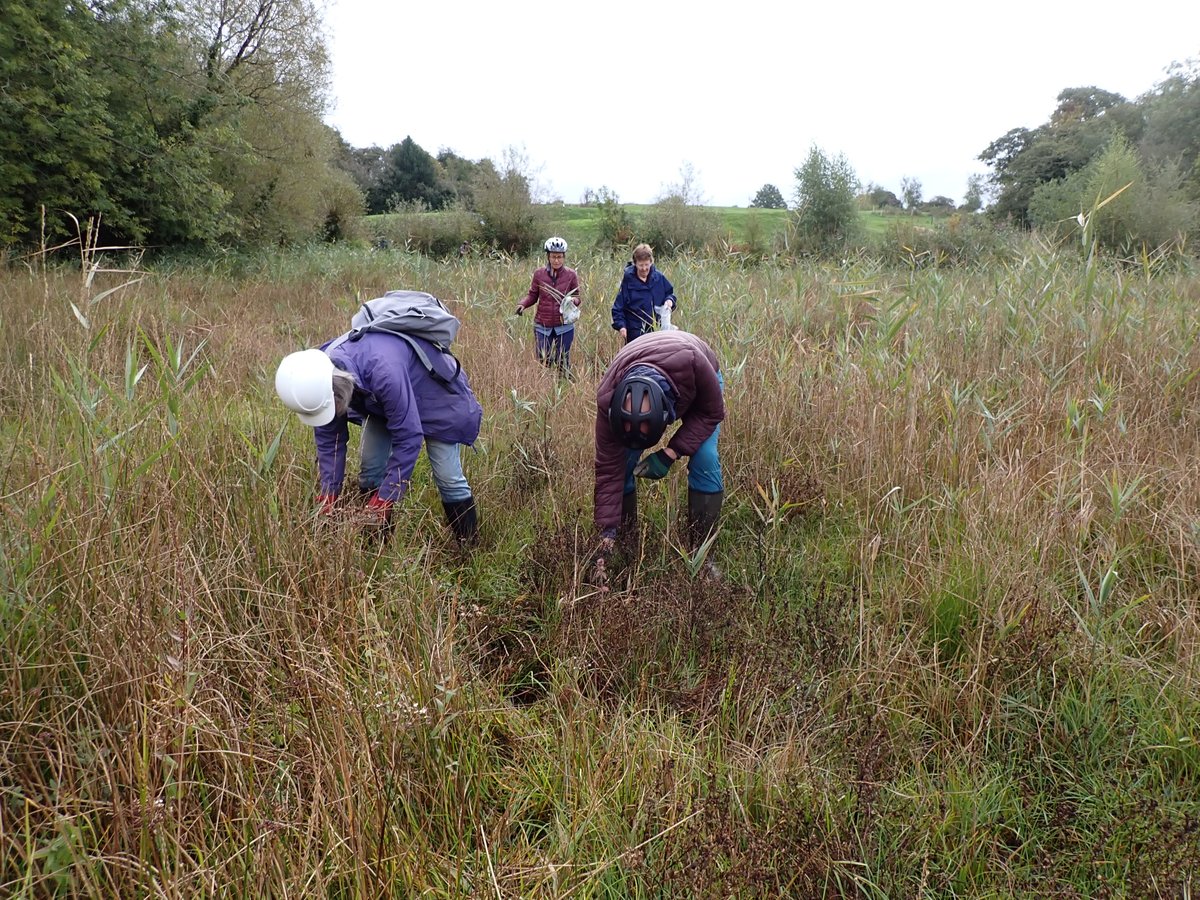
(860, 208), (942, 235)
(370, 204), (941, 255)
(3, 238), (1199, 896)
(508, 201), (796, 250)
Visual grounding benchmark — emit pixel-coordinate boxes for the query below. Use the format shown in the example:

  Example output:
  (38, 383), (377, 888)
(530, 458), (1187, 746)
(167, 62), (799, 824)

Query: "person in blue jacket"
(611, 243), (676, 343)
(274, 333), (483, 543)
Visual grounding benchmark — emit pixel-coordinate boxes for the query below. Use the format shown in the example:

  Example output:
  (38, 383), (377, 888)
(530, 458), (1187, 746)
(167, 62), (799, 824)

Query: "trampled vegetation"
(3, 236), (1199, 896)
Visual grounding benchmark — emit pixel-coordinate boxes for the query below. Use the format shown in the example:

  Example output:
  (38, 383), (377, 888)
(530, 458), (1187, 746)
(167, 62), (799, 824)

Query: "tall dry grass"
(2, 240), (1200, 896)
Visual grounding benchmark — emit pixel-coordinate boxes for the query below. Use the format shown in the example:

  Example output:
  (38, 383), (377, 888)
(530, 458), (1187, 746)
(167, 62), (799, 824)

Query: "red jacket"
(518, 265), (581, 326)
(593, 331), (724, 530)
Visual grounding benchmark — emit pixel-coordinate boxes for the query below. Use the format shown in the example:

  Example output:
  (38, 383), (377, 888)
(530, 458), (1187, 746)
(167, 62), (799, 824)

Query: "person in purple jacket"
(592, 330), (725, 583)
(274, 332), (483, 543)
(515, 236), (582, 377)
(611, 243), (676, 344)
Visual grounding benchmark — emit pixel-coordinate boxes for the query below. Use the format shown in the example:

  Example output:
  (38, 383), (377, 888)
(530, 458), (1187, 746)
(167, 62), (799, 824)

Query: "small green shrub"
(638, 197), (720, 255)
(473, 163), (543, 254)
(593, 188), (636, 252)
(790, 145), (862, 257)
(370, 203), (479, 256)
(875, 214), (1020, 268)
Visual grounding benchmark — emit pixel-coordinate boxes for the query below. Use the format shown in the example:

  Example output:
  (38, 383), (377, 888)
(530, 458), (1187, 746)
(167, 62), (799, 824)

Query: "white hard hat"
(275, 349), (336, 426)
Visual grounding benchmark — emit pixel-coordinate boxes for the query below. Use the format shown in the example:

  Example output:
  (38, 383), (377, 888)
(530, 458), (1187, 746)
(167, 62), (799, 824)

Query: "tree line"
(784, 65), (1200, 259)
(978, 75), (1200, 253)
(1, 0), (364, 250)
(2, 2), (1197, 257)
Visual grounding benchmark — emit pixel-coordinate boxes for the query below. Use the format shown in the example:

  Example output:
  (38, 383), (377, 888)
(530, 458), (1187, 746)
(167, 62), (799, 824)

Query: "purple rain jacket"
(518, 264), (581, 326)
(314, 332), (482, 502)
(611, 263), (676, 340)
(593, 331), (724, 531)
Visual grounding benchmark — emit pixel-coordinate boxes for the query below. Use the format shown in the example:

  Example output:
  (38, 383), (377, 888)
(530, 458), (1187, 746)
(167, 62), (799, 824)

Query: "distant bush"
(319, 174), (367, 243)
(593, 188), (636, 252)
(875, 215), (1021, 268)
(473, 163), (543, 254)
(638, 197), (720, 255)
(370, 203), (479, 256)
(920, 196), (957, 216)
(791, 145), (862, 257)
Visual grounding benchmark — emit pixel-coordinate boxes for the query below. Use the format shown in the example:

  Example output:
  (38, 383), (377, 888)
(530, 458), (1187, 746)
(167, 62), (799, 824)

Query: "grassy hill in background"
(369, 204), (945, 255)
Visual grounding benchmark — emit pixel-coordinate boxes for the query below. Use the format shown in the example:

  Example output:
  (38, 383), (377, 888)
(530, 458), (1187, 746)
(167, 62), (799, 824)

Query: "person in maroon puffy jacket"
(515, 236), (582, 377)
(592, 330), (725, 583)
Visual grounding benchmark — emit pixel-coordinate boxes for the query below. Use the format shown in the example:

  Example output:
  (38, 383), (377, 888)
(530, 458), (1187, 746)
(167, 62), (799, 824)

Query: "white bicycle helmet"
(275, 349), (336, 427)
(544, 236), (568, 254)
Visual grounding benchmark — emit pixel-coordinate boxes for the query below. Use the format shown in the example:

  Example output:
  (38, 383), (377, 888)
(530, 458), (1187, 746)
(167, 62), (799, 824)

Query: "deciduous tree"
(790, 145), (861, 256)
(961, 174), (986, 212)
(901, 176), (923, 213)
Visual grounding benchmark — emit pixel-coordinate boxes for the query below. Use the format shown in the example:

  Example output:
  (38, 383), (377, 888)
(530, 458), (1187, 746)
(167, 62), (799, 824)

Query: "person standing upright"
(515, 236), (582, 377)
(611, 243), (676, 344)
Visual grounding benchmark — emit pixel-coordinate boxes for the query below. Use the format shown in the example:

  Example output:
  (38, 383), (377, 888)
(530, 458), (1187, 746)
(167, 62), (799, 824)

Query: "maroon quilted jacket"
(518, 265), (581, 326)
(593, 331), (724, 530)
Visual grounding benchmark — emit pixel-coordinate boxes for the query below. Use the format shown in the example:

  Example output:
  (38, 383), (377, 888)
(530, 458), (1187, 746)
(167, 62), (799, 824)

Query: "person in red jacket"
(515, 236), (582, 377)
(592, 330), (725, 582)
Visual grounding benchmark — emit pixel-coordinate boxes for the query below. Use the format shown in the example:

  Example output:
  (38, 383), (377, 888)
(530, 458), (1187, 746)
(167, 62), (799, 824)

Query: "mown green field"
(371, 204), (943, 254)
(3, 240), (1199, 897)
(542, 205), (940, 245)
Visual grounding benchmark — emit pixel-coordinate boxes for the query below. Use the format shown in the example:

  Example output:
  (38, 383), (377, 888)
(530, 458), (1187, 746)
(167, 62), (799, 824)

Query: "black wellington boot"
(687, 489), (724, 578)
(442, 497), (478, 545)
(621, 491), (638, 530)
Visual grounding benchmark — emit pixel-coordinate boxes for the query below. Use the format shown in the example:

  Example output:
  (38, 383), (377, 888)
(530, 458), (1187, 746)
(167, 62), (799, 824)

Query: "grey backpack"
(327, 291), (462, 388)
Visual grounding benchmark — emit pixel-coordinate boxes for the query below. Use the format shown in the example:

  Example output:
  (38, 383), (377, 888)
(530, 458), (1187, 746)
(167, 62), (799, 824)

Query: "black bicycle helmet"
(608, 372), (672, 449)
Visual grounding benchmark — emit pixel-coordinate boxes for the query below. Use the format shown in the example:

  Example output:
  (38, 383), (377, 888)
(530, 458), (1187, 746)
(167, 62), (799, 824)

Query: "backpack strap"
(325, 330), (353, 353)
(324, 328), (461, 391)
(392, 332), (461, 391)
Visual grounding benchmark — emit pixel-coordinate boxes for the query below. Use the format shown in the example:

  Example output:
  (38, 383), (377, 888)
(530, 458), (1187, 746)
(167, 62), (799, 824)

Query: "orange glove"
(365, 494), (394, 522)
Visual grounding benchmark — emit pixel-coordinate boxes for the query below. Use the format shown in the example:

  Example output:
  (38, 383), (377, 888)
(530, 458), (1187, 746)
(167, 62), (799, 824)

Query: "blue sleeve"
(661, 273), (676, 308)
(611, 275), (627, 330)
(314, 418), (350, 495)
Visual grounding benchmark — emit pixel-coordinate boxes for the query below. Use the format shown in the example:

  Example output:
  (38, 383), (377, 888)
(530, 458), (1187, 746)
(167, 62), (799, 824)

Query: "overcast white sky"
(321, 1), (1199, 207)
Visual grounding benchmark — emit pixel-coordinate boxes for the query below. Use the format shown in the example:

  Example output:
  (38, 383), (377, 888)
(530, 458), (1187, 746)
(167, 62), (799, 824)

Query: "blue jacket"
(611, 264), (676, 340)
(314, 332), (482, 502)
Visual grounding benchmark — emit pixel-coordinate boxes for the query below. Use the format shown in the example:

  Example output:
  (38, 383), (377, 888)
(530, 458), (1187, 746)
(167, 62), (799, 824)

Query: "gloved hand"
(365, 493), (394, 523)
(633, 449), (674, 480)
(514, 304), (525, 316)
(317, 493), (338, 515)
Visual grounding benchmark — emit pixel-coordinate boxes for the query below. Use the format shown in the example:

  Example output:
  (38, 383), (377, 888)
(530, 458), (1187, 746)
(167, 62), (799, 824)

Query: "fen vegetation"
(3, 229), (1200, 896)
(5, 4), (1200, 896)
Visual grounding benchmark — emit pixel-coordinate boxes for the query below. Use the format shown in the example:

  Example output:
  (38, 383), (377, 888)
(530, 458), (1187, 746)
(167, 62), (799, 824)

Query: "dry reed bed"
(2, 245), (1199, 896)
